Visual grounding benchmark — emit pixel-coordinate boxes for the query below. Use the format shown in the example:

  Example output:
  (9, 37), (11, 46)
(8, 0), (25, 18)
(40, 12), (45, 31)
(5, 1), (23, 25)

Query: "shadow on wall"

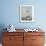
(0, 24), (7, 43)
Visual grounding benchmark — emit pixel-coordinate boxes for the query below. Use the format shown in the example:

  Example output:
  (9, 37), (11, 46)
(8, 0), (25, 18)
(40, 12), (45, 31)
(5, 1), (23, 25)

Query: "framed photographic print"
(20, 5), (34, 22)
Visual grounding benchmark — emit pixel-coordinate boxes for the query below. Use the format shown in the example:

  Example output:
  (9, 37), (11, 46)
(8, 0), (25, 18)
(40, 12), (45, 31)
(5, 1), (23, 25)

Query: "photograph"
(20, 5), (34, 22)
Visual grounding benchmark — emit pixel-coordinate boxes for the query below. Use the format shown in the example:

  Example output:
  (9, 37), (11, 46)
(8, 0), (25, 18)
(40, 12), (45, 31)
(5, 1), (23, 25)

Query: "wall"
(0, 0), (46, 29)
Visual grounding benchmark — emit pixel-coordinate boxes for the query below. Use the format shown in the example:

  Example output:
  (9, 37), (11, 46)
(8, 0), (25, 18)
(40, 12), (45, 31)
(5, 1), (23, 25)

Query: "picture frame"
(20, 5), (34, 22)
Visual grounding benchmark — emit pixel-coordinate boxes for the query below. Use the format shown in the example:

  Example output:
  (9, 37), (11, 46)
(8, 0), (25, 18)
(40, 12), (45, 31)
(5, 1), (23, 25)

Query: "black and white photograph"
(20, 5), (34, 22)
